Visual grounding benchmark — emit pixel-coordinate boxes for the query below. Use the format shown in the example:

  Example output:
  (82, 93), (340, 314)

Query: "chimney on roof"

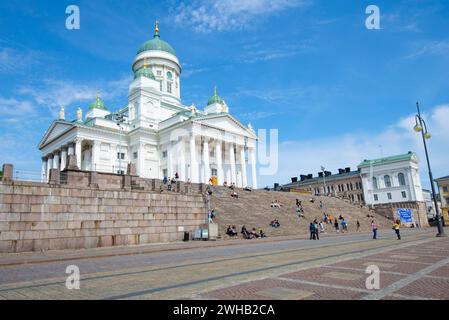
(291, 177), (298, 183)
(345, 167), (351, 173)
(300, 175), (307, 181)
(324, 171), (332, 177)
(307, 174), (313, 179)
(338, 168), (345, 174)
(318, 172), (323, 178)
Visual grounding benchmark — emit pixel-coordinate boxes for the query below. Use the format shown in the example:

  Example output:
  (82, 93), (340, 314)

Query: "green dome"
(137, 35), (176, 56)
(134, 66), (155, 80)
(207, 86), (224, 106)
(89, 96), (108, 111)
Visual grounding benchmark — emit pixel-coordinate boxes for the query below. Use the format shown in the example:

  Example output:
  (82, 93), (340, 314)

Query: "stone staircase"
(210, 186), (393, 239)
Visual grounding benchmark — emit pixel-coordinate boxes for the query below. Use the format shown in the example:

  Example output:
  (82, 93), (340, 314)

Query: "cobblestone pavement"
(0, 228), (448, 300)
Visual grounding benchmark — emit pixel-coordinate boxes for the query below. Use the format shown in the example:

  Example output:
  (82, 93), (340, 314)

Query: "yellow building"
(435, 175), (449, 225)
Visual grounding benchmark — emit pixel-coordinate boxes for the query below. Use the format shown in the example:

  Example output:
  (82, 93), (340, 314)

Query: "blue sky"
(1, 0), (448, 189)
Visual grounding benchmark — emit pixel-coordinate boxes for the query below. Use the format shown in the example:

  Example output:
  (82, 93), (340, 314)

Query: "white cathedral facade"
(38, 23), (258, 188)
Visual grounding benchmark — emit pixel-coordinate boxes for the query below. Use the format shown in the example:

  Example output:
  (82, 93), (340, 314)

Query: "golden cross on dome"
(154, 20), (159, 36)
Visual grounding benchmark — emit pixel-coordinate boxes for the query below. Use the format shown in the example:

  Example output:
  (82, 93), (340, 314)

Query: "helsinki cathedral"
(38, 22), (258, 188)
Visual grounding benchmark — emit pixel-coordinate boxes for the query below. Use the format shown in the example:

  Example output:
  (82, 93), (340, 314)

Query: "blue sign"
(397, 208), (413, 223)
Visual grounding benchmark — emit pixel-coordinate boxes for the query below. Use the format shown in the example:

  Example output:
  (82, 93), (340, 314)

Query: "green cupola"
(89, 95), (108, 111)
(137, 21), (176, 56)
(134, 64), (155, 80)
(207, 86), (224, 106)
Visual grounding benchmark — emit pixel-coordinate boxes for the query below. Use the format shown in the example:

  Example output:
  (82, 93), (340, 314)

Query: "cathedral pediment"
(195, 114), (257, 139)
(38, 121), (76, 149)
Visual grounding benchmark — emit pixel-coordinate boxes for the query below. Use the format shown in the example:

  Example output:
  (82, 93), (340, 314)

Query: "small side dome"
(89, 95), (108, 111)
(207, 86), (224, 106)
(134, 65), (155, 80)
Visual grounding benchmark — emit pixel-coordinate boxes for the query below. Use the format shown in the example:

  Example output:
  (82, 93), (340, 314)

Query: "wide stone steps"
(210, 186), (392, 238)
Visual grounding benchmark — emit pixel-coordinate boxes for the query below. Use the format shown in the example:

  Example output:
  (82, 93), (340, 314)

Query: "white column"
(109, 144), (116, 173)
(190, 134), (198, 183)
(229, 143), (236, 185)
(68, 144), (74, 156)
(53, 151), (60, 170)
(46, 155), (53, 181)
(178, 138), (186, 181)
(249, 147), (257, 189)
(137, 143), (145, 177)
(240, 146), (248, 188)
(215, 140), (223, 185)
(75, 139), (82, 169)
(91, 141), (99, 171)
(60, 147), (67, 171)
(167, 141), (174, 178)
(41, 158), (47, 182)
(203, 137), (210, 183)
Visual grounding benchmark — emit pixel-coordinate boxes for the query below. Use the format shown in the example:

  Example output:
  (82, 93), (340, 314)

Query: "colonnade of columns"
(165, 134), (257, 188)
(41, 139), (82, 182)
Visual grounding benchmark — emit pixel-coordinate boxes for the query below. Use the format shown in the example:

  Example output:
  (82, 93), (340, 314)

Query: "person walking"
(309, 222), (316, 240)
(313, 220), (320, 240)
(393, 219), (401, 240)
(356, 220), (361, 232)
(371, 220), (378, 239)
(334, 219), (339, 233)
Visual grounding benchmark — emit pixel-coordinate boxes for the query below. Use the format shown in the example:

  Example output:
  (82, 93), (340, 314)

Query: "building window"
(398, 173), (406, 186)
(157, 70), (162, 76)
(167, 71), (172, 79)
(374, 194), (378, 201)
(159, 80), (163, 91)
(162, 151), (167, 158)
(133, 152), (138, 159)
(373, 177), (378, 190)
(117, 170), (125, 175)
(211, 168), (218, 176)
(350, 183), (353, 191)
(443, 186), (448, 193)
(167, 81), (172, 93)
(401, 191), (407, 199)
(387, 192), (392, 200)
(384, 175), (392, 188)
(117, 152), (125, 160)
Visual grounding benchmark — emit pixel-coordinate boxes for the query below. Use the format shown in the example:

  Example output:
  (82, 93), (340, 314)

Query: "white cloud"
(258, 105), (449, 190)
(171, 0), (309, 32)
(406, 40), (449, 59)
(0, 47), (42, 73)
(239, 111), (278, 120)
(17, 76), (131, 117)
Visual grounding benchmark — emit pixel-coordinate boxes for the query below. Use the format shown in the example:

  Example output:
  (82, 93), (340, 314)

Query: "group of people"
(270, 200), (282, 208)
(241, 225), (266, 239)
(371, 219), (402, 240)
(309, 219), (325, 240)
(270, 219), (280, 228)
(162, 172), (180, 191)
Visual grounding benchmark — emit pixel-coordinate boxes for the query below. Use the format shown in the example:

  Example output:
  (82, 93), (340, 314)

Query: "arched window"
(398, 173), (406, 186)
(373, 177), (378, 190)
(384, 175), (392, 188)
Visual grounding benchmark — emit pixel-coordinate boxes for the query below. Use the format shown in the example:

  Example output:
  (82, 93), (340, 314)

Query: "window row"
(373, 191), (407, 201)
(372, 173), (406, 190)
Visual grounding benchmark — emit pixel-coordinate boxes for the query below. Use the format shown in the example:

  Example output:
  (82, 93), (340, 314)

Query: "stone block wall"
(373, 201), (429, 228)
(0, 166), (207, 253)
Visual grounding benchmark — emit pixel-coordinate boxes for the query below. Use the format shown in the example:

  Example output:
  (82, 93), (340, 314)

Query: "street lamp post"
(414, 102), (445, 237)
(321, 165), (327, 196)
